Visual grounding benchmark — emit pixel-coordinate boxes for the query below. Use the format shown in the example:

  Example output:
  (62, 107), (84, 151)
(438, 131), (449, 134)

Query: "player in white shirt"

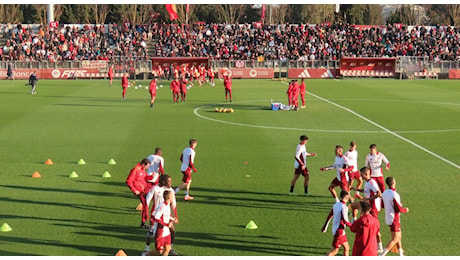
(380, 177), (409, 256)
(289, 135), (317, 196)
(344, 141), (363, 199)
(144, 190), (177, 256)
(350, 166), (384, 253)
(145, 147), (165, 209)
(143, 175), (178, 256)
(175, 139), (197, 200)
(320, 145), (353, 202)
(321, 190), (353, 256)
(365, 144), (390, 193)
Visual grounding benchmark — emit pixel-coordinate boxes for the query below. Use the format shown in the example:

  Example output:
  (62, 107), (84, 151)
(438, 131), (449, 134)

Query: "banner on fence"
(151, 57), (209, 69)
(217, 68), (274, 78)
(288, 68), (339, 78)
(0, 68), (104, 79)
(448, 69), (460, 79)
(340, 57), (397, 77)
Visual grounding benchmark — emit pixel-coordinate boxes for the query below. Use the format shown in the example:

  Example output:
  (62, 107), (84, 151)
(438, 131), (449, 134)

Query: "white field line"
(298, 85), (460, 169)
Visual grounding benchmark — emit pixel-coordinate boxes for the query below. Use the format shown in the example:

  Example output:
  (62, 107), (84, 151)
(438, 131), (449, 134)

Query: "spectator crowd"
(1, 21), (459, 62)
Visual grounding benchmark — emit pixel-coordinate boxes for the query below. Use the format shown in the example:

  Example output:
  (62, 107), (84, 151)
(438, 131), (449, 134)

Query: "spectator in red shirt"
(126, 158), (151, 228)
(350, 201), (380, 256)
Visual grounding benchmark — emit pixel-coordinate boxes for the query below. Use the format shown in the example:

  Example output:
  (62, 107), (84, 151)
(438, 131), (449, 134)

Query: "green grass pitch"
(0, 77), (459, 256)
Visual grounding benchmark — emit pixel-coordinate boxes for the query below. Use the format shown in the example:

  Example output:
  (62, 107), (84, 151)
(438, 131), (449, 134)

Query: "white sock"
(335, 197), (339, 202)
(356, 191), (360, 195)
(185, 191), (189, 196)
(380, 248), (389, 256)
(399, 248), (404, 256)
(174, 187), (180, 194)
(378, 242), (383, 250)
(144, 245), (150, 251)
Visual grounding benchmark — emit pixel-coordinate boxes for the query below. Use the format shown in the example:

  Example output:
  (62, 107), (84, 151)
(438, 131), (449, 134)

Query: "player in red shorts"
(170, 78), (180, 103)
(208, 67), (215, 86)
(121, 73), (129, 100)
(223, 74), (232, 102)
(345, 141), (363, 199)
(321, 191), (353, 256)
(292, 79), (300, 110)
(126, 158), (151, 228)
(175, 139), (198, 200)
(320, 145), (353, 202)
(289, 135), (317, 196)
(149, 77), (157, 108)
(108, 64), (114, 87)
(299, 78), (306, 108)
(350, 201), (380, 256)
(179, 75), (188, 102)
(286, 80), (294, 108)
(380, 176), (409, 256)
(365, 144), (390, 193)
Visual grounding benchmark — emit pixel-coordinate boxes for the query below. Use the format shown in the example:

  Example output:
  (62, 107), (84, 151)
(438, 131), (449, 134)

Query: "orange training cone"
(32, 171), (41, 178)
(136, 203), (143, 211)
(115, 249), (127, 256)
(391, 244), (399, 253)
(45, 159), (53, 165)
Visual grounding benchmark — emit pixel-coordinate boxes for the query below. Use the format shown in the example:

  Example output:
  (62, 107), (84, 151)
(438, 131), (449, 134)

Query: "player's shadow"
(203, 103), (272, 111)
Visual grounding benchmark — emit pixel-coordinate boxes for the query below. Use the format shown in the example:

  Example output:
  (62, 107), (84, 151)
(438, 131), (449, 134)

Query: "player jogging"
(365, 144), (390, 193)
(175, 139), (198, 200)
(108, 64), (114, 87)
(149, 77), (157, 108)
(321, 190), (353, 256)
(380, 176), (409, 256)
(320, 145), (353, 202)
(345, 141), (363, 199)
(289, 135), (317, 196)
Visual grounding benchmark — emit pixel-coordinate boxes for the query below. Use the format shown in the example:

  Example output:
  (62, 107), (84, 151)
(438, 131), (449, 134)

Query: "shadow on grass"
(173, 231), (329, 256)
(201, 103), (272, 111)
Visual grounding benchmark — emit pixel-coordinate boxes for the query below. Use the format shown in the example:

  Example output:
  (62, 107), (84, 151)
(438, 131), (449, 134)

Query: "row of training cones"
(30, 171), (111, 178)
(44, 159), (117, 165)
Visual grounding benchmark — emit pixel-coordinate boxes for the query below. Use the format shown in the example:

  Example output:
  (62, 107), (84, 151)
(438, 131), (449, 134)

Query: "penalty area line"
(294, 82), (460, 169)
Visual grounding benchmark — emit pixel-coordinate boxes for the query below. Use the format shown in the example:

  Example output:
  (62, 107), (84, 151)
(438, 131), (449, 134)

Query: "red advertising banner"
(151, 57), (209, 69)
(0, 68), (104, 79)
(288, 68), (339, 79)
(340, 57), (396, 77)
(449, 69), (460, 79)
(217, 68), (274, 79)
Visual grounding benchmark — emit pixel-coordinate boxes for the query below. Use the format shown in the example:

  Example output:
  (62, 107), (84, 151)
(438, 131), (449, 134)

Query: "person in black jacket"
(28, 71), (38, 95)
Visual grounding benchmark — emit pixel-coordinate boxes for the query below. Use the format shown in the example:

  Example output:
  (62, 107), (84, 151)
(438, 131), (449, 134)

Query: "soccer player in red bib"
(300, 78), (306, 108)
(321, 191), (353, 256)
(121, 73), (129, 99)
(108, 64), (114, 87)
(170, 78), (180, 103)
(126, 158), (151, 228)
(365, 144), (390, 193)
(289, 135), (317, 196)
(380, 176), (409, 256)
(149, 77), (157, 108)
(179, 75), (188, 102)
(224, 74), (232, 102)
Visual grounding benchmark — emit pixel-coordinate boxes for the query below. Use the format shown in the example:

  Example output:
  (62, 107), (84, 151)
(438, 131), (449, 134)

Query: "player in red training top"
(321, 191), (353, 256)
(292, 79), (300, 110)
(126, 158), (151, 228)
(299, 78), (306, 108)
(108, 64), (114, 87)
(121, 73), (129, 100)
(350, 200), (380, 256)
(170, 78), (180, 103)
(365, 144), (390, 193)
(286, 80), (294, 108)
(320, 145), (353, 202)
(149, 77), (157, 108)
(224, 75), (232, 102)
(179, 75), (188, 102)
(380, 176), (409, 256)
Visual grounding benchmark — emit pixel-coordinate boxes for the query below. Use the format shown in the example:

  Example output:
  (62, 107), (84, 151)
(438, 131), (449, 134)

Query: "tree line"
(0, 4), (458, 27)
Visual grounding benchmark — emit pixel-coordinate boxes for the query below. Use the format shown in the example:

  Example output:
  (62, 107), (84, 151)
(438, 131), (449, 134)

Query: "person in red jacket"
(108, 64), (114, 87)
(299, 78), (306, 108)
(170, 78), (180, 103)
(179, 75), (188, 102)
(224, 75), (232, 102)
(350, 201), (381, 256)
(126, 158), (151, 228)
(121, 73), (129, 100)
(149, 77), (157, 108)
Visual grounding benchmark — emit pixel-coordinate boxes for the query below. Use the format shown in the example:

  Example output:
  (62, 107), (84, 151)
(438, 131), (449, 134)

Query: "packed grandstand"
(1, 22), (459, 62)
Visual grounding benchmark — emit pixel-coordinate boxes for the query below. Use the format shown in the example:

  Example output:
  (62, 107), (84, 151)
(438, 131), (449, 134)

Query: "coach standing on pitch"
(28, 71), (38, 95)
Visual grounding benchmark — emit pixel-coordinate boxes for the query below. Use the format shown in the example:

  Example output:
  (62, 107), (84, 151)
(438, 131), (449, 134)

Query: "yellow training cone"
(0, 223), (12, 232)
(136, 203), (143, 211)
(245, 220), (258, 229)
